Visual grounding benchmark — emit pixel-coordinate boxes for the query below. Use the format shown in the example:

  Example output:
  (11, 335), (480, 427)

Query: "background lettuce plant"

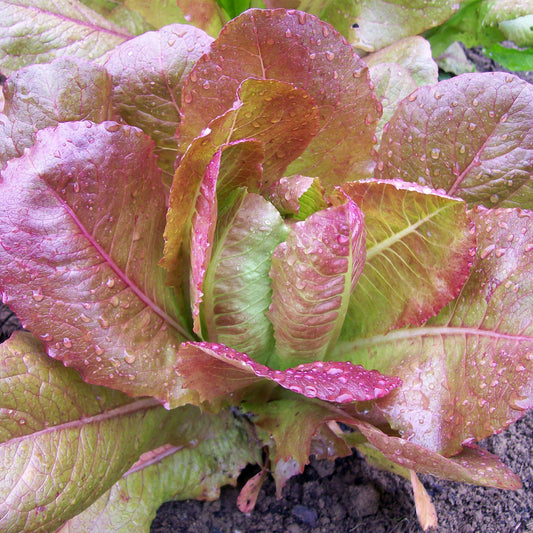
(0, 2), (532, 531)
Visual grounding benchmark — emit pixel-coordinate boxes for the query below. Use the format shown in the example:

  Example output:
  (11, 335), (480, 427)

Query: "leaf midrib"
(366, 204), (449, 261)
(1, 398), (161, 447)
(51, 188), (192, 341)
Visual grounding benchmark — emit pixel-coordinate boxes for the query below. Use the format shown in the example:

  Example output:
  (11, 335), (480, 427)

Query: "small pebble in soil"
(291, 504), (318, 526)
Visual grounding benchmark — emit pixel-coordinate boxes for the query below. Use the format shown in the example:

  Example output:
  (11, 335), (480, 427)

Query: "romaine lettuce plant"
(0, 3), (532, 532)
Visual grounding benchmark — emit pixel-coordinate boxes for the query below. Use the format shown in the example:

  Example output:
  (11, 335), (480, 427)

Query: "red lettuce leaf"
(333, 207), (533, 456)
(0, 121), (194, 408)
(349, 418), (522, 489)
(376, 72), (533, 209)
(176, 341), (402, 403)
(335, 179), (476, 339)
(0, 58), (113, 169)
(162, 77), (319, 287)
(268, 200), (366, 365)
(178, 8), (381, 186)
(190, 150), (220, 334)
(104, 23), (213, 182)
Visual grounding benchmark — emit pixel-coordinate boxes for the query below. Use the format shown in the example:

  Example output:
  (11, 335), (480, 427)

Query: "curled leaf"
(178, 8), (381, 185)
(176, 341), (401, 404)
(268, 200), (366, 365)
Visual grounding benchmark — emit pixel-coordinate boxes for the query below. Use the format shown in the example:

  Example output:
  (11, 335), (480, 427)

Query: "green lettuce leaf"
(0, 0), (131, 75)
(56, 416), (259, 532)
(0, 331), (226, 531)
(336, 179), (476, 339)
(376, 72), (533, 209)
(350, 0), (460, 52)
(0, 121), (194, 408)
(202, 189), (288, 364)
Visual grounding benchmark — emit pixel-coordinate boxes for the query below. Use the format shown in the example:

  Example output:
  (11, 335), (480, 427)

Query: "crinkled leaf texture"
(201, 190), (288, 365)
(178, 8), (381, 185)
(176, 341), (401, 404)
(0, 0), (131, 75)
(104, 23), (213, 181)
(161, 77), (319, 288)
(0, 121), (194, 408)
(0, 58), (113, 169)
(57, 419), (258, 532)
(376, 73), (533, 209)
(333, 207), (533, 457)
(268, 199), (367, 365)
(336, 180), (476, 339)
(0, 331), (241, 532)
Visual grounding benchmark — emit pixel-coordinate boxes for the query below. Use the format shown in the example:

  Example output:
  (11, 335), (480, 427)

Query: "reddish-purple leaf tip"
(177, 342), (401, 403)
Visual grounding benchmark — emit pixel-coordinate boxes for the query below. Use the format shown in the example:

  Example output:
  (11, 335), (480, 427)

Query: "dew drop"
(298, 12), (306, 24)
(98, 316), (109, 328)
(489, 194), (499, 204)
(430, 148), (440, 160)
(189, 72), (197, 83)
(495, 248), (506, 258)
(110, 296), (120, 307)
(63, 338), (72, 348)
(525, 243), (533, 252)
(184, 93), (192, 104)
(106, 277), (115, 288)
(202, 81), (210, 90)
(285, 29), (292, 38)
(32, 289), (44, 302)
(468, 123), (477, 131)
(95, 345), (104, 356)
(18, 418), (26, 425)
(459, 145), (466, 154)
(408, 93), (417, 102)
(105, 123), (120, 133)
(325, 51), (335, 61)
(124, 352), (136, 365)
(73, 182), (80, 193)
